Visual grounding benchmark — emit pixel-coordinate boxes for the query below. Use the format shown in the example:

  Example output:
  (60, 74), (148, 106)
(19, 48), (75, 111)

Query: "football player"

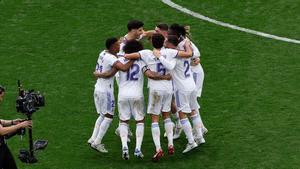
(88, 37), (134, 153)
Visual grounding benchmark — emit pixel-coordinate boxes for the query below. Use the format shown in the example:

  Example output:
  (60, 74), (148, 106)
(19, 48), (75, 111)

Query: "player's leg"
(132, 99), (145, 158)
(88, 114), (104, 144)
(115, 124), (132, 142)
(197, 64), (205, 98)
(118, 99), (131, 160)
(162, 112), (174, 155)
(147, 90), (163, 161)
(92, 92), (115, 153)
(161, 91), (174, 155)
(175, 90), (198, 153)
(88, 90), (105, 144)
(190, 90), (205, 144)
(194, 65), (208, 134)
(151, 114), (163, 161)
(190, 108), (205, 145)
(172, 95), (182, 139)
(119, 120), (130, 160)
(179, 112), (198, 153)
(135, 120), (144, 158)
(195, 108), (208, 136)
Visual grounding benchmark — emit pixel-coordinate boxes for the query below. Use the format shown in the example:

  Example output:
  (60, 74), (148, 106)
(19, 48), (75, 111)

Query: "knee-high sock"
(151, 122), (161, 152)
(175, 111), (182, 128)
(195, 109), (205, 128)
(93, 117), (112, 145)
(180, 118), (194, 144)
(191, 114), (203, 138)
(119, 122), (128, 149)
(135, 123), (144, 151)
(90, 115), (104, 141)
(164, 118), (174, 146)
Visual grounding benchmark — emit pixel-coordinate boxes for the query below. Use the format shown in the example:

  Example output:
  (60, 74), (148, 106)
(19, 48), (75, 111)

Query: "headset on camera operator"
(0, 85), (32, 169)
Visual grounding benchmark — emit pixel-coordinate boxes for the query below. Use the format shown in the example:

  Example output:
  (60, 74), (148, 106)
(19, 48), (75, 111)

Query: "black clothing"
(0, 135), (18, 169)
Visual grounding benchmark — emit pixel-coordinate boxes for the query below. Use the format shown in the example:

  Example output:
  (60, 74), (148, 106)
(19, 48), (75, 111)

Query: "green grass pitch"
(0, 0), (299, 168)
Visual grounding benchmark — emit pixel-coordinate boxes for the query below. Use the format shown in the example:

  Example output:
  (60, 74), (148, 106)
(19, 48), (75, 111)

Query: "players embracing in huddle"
(88, 20), (207, 161)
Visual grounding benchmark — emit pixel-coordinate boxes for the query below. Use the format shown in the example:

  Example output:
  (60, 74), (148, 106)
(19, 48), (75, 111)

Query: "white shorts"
(192, 65), (204, 97)
(147, 89), (172, 115)
(118, 98), (145, 121)
(94, 90), (115, 116)
(174, 90), (198, 113)
(191, 90), (200, 110)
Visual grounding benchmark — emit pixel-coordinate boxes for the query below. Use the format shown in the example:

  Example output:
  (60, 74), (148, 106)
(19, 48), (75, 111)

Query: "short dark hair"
(156, 23), (168, 31)
(151, 33), (165, 49)
(0, 85), (5, 94)
(169, 23), (186, 38)
(167, 35), (179, 47)
(123, 40), (144, 54)
(127, 20), (144, 31)
(105, 37), (118, 50)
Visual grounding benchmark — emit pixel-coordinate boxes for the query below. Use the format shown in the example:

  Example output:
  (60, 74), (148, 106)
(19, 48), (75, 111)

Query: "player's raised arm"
(113, 59), (134, 72)
(142, 30), (156, 38)
(124, 52), (140, 60)
(177, 40), (193, 58)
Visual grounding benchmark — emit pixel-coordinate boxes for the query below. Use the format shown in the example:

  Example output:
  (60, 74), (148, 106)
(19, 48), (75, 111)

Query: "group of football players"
(87, 20), (207, 161)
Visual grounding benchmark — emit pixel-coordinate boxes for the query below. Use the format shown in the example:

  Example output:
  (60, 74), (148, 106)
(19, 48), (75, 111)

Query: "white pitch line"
(161, 0), (300, 44)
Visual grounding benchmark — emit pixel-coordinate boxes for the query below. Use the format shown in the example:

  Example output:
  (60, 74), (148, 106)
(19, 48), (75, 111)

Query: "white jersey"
(116, 34), (144, 85)
(94, 50), (118, 92)
(138, 49), (173, 91)
(117, 34), (144, 57)
(118, 57), (147, 100)
(178, 38), (202, 73)
(158, 48), (195, 92)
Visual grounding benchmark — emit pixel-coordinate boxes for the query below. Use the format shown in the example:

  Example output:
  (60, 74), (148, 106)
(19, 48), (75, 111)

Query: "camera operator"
(0, 85), (32, 169)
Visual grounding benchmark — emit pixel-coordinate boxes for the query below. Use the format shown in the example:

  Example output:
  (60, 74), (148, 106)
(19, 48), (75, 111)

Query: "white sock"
(93, 117), (112, 145)
(135, 123), (144, 151)
(195, 109), (205, 128)
(180, 118), (194, 144)
(175, 112), (182, 128)
(151, 122), (161, 152)
(90, 115), (104, 141)
(191, 114), (203, 138)
(164, 118), (174, 146)
(119, 122), (128, 149)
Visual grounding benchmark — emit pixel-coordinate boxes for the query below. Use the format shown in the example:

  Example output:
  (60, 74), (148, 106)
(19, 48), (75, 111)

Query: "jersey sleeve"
(95, 63), (99, 71)
(117, 57), (125, 64)
(141, 65), (149, 73)
(139, 50), (151, 63)
(107, 56), (118, 67)
(159, 52), (176, 70)
(167, 49), (179, 58)
(191, 42), (200, 58)
(140, 59), (147, 69)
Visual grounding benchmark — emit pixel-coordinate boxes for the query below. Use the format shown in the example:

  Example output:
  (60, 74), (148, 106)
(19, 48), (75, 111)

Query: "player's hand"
(164, 74), (172, 80)
(191, 58), (200, 66)
(93, 71), (101, 78)
(153, 49), (161, 58)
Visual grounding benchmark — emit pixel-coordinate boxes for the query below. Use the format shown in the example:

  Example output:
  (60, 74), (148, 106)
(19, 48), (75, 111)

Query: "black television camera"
(16, 87), (45, 115)
(15, 80), (47, 163)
